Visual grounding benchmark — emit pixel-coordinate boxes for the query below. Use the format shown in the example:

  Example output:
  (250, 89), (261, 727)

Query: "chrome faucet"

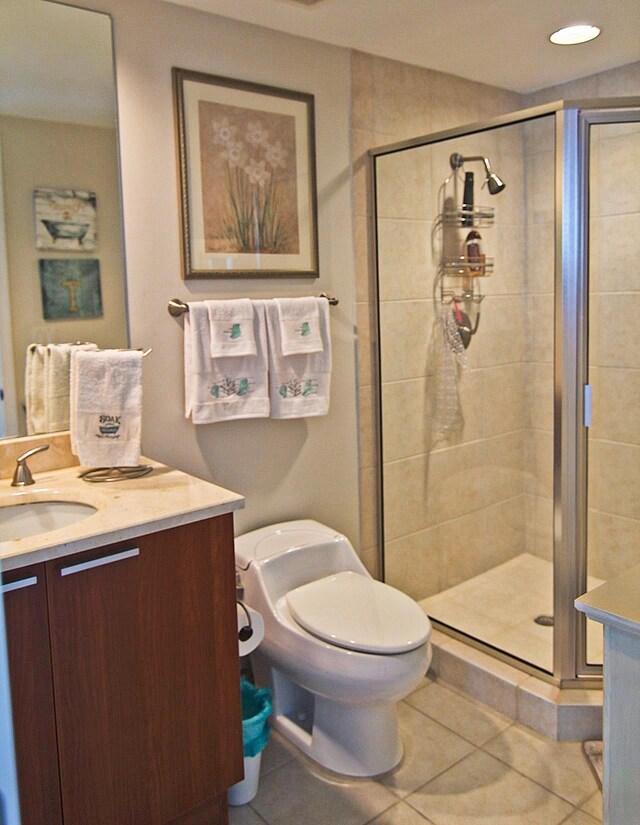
(11, 444), (50, 487)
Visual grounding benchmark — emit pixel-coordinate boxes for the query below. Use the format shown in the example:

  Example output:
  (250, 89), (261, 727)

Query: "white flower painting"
(174, 68), (318, 278)
(198, 101), (300, 255)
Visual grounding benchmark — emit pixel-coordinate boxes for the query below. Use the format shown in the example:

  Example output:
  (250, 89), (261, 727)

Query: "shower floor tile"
(420, 554), (603, 672)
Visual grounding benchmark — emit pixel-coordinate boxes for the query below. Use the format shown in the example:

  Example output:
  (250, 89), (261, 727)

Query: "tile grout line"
(402, 691), (517, 751)
(399, 746), (483, 811)
(246, 803), (271, 824)
(406, 681), (599, 811)
(476, 738), (599, 811)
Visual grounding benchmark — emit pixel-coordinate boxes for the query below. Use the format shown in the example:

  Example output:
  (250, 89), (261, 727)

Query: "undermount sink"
(0, 500), (98, 542)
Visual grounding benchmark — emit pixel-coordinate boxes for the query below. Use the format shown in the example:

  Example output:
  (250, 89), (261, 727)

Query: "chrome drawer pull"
(2, 576), (38, 594)
(60, 548), (139, 577)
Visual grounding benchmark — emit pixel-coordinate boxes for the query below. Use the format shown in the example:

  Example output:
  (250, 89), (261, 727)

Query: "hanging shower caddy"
(433, 153), (504, 346)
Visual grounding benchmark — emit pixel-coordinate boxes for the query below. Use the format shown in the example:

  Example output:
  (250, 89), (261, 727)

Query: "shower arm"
(449, 153), (505, 195)
(449, 153), (494, 175)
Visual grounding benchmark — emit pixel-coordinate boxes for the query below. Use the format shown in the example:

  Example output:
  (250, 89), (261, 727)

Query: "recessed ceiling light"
(549, 24), (601, 45)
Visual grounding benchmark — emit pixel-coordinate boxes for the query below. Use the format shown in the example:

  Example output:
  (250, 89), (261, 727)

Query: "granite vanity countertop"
(0, 458), (244, 571)
(576, 562), (640, 636)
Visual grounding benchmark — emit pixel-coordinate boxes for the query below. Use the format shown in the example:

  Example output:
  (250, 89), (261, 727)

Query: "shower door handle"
(584, 385), (592, 428)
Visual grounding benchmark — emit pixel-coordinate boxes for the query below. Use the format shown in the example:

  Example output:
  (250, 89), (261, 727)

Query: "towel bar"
(168, 294), (339, 317)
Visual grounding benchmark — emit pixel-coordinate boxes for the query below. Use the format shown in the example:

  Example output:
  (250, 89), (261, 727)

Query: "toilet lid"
(285, 571), (431, 654)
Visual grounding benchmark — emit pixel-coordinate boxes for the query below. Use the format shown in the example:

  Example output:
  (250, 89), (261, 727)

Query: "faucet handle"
(12, 444), (50, 487)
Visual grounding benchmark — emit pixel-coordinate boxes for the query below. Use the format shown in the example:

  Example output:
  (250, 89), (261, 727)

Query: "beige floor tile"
(228, 804), (267, 825)
(406, 749), (573, 825)
(483, 724), (599, 806)
(405, 679), (512, 746)
(260, 730), (296, 776)
(381, 703), (475, 798)
(367, 800), (435, 824)
(252, 757), (398, 825)
(560, 810), (600, 825)
(580, 790), (603, 820)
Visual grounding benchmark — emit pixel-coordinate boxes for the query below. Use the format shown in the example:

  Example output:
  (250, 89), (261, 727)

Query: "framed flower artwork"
(173, 68), (319, 279)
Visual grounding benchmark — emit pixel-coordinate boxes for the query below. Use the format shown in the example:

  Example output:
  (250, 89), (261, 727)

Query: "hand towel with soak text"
(70, 349), (142, 467)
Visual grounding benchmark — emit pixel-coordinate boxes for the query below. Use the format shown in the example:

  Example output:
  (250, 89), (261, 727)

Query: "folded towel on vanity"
(265, 297), (332, 419)
(184, 301), (269, 423)
(207, 299), (257, 358)
(25, 344), (47, 434)
(70, 349), (143, 467)
(274, 297), (324, 355)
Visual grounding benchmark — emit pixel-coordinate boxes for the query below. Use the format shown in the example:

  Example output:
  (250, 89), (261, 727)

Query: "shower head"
(449, 153), (506, 195)
(486, 171), (506, 195)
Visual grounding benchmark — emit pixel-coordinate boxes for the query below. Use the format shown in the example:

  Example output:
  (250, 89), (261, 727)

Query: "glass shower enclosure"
(370, 98), (640, 686)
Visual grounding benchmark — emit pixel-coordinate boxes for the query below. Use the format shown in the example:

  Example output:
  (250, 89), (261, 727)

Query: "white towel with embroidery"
(274, 297), (324, 355)
(265, 297), (331, 419)
(70, 349), (142, 467)
(184, 301), (269, 423)
(25, 344), (46, 434)
(207, 299), (257, 357)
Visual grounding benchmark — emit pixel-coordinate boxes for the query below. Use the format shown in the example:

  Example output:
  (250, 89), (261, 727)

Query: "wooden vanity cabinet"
(3, 514), (243, 825)
(2, 563), (64, 825)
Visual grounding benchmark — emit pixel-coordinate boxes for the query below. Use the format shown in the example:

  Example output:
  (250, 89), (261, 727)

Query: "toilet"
(235, 519), (432, 777)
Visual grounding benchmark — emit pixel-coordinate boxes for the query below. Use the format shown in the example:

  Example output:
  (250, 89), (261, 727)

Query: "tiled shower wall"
(522, 116), (555, 563)
(353, 51), (640, 595)
(375, 124), (536, 601)
(351, 50), (521, 591)
(586, 119), (640, 583)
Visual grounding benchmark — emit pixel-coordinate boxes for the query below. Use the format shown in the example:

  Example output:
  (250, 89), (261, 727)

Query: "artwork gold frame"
(173, 68), (319, 279)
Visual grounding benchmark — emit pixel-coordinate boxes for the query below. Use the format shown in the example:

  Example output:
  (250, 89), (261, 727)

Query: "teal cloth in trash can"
(240, 678), (272, 758)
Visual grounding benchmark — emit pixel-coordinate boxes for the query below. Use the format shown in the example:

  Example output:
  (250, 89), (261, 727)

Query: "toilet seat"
(286, 571), (431, 655)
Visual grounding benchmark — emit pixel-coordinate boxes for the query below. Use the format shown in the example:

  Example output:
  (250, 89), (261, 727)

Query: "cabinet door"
(46, 515), (243, 825)
(2, 563), (63, 825)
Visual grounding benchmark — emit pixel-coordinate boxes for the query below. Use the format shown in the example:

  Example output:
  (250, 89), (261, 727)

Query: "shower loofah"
(428, 305), (467, 448)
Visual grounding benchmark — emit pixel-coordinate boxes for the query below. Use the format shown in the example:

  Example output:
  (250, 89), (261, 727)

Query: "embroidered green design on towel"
(223, 323), (242, 339)
(210, 377), (252, 398)
(300, 321), (311, 337)
(278, 378), (317, 398)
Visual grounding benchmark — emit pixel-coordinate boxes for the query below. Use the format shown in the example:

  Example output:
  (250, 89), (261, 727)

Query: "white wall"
(64, 0), (360, 542)
(0, 115), (127, 434)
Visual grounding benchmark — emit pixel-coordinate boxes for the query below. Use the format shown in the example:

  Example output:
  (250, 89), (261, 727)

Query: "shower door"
(580, 111), (640, 673)
(373, 98), (640, 684)
(373, 112), (558, 676)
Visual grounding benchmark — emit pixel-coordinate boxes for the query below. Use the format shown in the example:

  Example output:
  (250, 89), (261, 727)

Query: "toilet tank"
(235, 520), (369, 604)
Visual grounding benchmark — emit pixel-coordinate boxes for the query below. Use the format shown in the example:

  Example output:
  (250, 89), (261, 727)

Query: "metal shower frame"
(368, 97), (640, 687)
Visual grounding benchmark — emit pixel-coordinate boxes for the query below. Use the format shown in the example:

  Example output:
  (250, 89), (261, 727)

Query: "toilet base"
(257, 660), (403, 777)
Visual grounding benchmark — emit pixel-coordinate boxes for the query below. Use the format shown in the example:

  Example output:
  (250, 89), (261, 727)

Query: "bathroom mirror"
(0, 0), (128, 439)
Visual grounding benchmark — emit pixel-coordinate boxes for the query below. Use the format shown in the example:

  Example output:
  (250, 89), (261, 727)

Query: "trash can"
(228, 678), (273, 806)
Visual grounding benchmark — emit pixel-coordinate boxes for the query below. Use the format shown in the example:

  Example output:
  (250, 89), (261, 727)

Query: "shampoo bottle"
(464, 230), (485, 276)
(462, 172), (474, 226)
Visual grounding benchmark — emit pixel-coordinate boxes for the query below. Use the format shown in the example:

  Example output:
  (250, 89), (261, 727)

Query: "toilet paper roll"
(237, 603), (264, 657)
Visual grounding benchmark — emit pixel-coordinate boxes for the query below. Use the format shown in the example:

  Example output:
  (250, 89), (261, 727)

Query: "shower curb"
(429, 629), (603, 741)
